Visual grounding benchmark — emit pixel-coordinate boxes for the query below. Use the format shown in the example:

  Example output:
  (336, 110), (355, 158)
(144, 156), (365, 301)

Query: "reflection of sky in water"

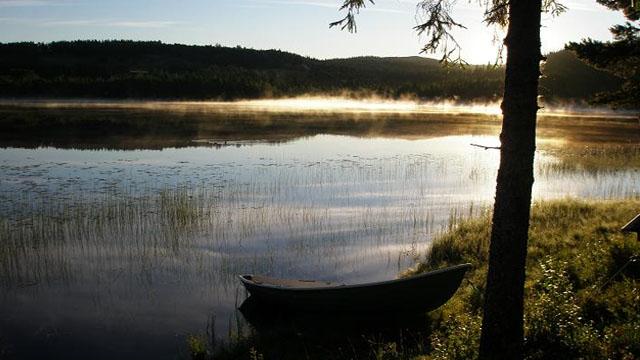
(0, 135), (502, 215)
(0, 134), (638, 360)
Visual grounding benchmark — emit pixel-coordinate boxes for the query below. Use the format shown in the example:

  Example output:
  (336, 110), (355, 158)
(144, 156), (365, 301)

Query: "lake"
(0, 100), (638, 359)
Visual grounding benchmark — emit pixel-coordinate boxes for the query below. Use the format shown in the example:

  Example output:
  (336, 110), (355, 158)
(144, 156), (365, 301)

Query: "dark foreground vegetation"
(411, 199), (640, 359)
(0, 40), (621, 103)
(195, 199), (640, 359)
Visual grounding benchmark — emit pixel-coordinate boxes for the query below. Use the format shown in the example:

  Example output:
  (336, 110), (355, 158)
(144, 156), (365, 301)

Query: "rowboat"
(238, 263), (471, 312)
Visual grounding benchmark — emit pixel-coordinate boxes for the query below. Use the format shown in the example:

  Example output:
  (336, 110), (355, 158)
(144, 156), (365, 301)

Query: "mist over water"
(1, 97), (637, 118)
(0, 101), (638, 359)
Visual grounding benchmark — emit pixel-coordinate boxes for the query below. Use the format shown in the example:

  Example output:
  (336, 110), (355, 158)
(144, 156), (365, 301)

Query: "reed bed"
(1, 136), (638, 292)
(538, 143), (640, 172)
(0, 133), (638, 357)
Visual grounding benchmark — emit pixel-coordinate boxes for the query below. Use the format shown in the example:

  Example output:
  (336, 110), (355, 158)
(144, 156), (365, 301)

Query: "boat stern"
(239, 274), (254, 284)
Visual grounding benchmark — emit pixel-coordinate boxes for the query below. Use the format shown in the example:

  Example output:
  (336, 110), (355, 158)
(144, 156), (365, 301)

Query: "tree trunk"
(478, 0), (542, 359)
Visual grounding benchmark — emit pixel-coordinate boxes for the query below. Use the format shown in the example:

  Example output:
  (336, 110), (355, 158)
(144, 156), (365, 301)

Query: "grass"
(1, 142), (501, 289)
(1, 105), (638, 358)
(185, 198), (640, 360)
(0, 186), (215, 287)
(408, 198), (640, 360)
(3, 183), (635, 359)
(538, 143), (640, 172)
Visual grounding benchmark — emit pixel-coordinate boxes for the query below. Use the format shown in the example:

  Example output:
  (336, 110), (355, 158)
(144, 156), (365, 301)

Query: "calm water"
(0, 102), (638, 359)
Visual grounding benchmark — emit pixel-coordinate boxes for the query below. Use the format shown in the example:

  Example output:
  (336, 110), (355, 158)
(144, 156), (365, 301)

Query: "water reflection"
(0, 105), (638, 359)
(233, 296), (430, 360)
(0, 105), (505, 150)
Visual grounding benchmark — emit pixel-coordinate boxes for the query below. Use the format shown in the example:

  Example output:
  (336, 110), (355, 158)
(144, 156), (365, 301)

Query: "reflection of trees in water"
(1, 106), (637, 151)
(0, 106), (502, 150)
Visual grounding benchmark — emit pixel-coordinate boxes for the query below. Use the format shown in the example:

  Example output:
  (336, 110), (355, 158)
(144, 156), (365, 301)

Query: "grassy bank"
(201, 199), (640, 359)
(410, 198), (640, 359)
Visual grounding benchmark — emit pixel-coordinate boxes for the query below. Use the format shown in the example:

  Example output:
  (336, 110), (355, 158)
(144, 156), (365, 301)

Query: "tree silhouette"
(0, 40), (615, 102)
(332, 1), (564, 358)
(566, 0), (640, 109)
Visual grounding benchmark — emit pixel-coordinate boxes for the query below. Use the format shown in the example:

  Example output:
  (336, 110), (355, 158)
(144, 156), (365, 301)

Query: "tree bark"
(478, 0), (542, 359)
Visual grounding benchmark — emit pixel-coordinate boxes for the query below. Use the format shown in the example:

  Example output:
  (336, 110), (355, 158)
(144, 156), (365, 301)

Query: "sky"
(0, 0), (628, 64)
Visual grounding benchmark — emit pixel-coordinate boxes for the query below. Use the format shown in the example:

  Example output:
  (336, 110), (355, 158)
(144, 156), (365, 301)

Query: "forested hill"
(0, 40), (621, 103)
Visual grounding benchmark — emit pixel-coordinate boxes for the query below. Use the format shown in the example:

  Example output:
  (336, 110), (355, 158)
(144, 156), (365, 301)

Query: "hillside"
(0, 40), (621, 103)
(540, 50), (622, 102)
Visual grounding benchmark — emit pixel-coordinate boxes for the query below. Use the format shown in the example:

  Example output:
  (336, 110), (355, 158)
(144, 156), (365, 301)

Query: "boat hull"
(239, 264), (471, 313)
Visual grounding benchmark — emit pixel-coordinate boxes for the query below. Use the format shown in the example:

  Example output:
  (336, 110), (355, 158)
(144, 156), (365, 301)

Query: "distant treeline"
(0, 40), (622, 103)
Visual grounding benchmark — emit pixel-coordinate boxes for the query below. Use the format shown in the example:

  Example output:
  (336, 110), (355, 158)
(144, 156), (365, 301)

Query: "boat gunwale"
(238, 263), (472, 292)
